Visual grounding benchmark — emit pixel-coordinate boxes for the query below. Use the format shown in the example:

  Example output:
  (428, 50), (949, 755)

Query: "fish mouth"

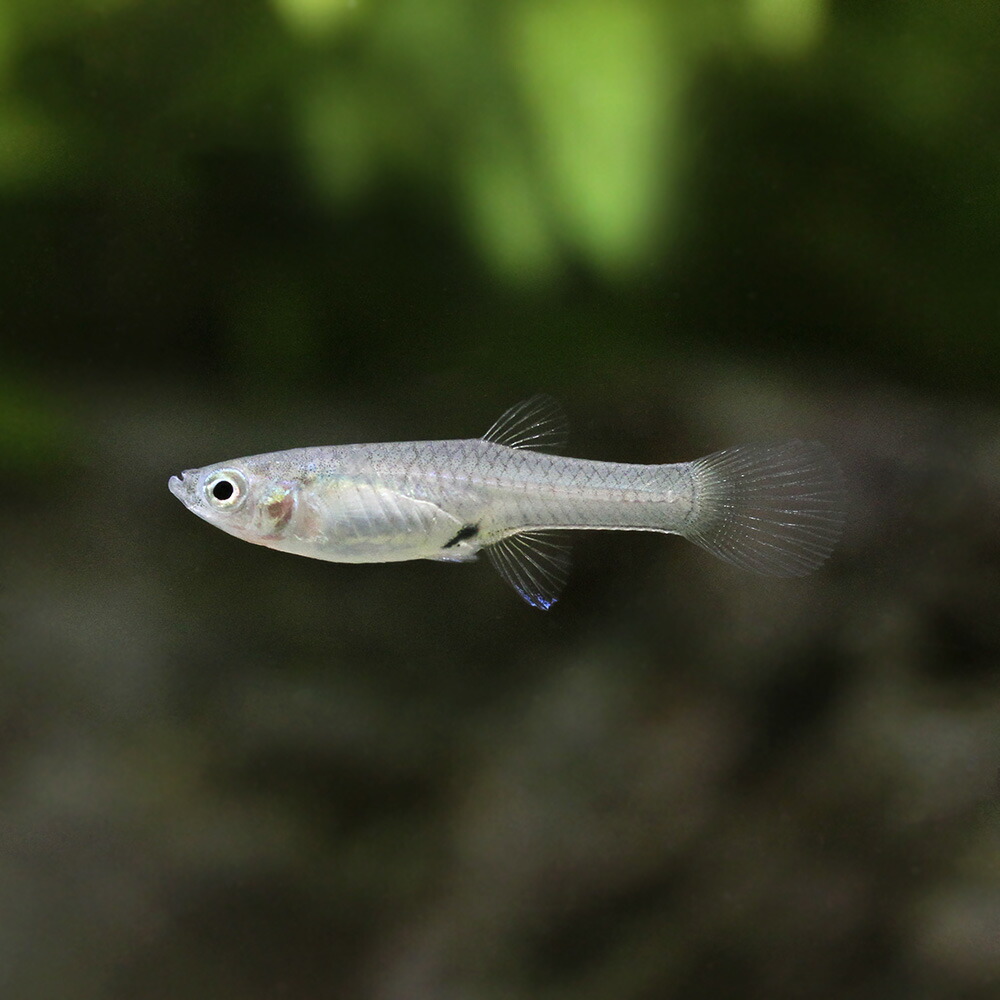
(168, 471), (195, 502)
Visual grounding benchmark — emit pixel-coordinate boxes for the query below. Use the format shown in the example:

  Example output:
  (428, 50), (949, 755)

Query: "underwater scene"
(1, 2), (998, 998)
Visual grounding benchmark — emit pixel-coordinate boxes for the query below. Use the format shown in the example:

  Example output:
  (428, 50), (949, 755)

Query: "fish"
(168, 395), (846, 609)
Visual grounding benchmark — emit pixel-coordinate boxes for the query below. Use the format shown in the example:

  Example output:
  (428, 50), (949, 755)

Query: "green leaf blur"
(0, 0), (995, 415)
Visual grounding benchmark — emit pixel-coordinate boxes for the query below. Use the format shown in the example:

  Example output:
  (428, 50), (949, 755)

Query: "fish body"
(168, 396), (846, 609)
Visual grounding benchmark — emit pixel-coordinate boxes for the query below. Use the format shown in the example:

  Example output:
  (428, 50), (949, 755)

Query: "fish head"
(168, 459), (298, 544)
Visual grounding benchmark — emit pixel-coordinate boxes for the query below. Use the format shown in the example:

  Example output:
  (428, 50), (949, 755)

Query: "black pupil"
(212, 479), (235, 501)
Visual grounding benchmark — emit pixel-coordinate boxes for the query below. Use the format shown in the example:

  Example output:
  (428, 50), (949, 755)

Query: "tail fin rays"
(683, 441), (846, 577)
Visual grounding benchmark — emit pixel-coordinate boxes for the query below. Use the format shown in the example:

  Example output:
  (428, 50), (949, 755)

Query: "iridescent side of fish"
(168, 396), (846, 609)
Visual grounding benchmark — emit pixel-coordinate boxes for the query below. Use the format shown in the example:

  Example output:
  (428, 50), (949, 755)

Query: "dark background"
(2, 1), (999, 997)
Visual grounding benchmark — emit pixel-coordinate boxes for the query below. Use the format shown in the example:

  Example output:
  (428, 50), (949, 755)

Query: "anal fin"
(486, 531), (571, 610)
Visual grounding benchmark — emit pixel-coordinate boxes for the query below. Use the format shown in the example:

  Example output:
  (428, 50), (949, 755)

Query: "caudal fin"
(683, 441), (846, 577)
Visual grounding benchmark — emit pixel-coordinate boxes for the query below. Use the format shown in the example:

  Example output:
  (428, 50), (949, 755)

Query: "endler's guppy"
(168, 396), (846, 609)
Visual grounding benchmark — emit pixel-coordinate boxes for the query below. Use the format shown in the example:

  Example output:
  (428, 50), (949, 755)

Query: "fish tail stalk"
(681, 441), (846, 577)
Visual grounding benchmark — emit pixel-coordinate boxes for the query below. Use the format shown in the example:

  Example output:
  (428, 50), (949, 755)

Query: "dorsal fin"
(486, 531), (571, 610)
(481, 395), (568, 451)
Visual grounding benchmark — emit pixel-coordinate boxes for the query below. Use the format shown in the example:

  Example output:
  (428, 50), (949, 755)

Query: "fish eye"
(204, 469), (248, 510)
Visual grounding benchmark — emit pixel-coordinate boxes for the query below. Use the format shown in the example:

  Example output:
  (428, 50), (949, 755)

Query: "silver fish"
(168, 396), (846, 609)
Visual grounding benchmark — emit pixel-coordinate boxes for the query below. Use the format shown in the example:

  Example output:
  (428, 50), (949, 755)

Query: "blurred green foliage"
(0, 0), (998, 462)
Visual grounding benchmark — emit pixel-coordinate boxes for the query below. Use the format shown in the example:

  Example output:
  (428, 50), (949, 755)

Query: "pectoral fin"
(319, 482), (461, 561)
(486, 531), (571, 610)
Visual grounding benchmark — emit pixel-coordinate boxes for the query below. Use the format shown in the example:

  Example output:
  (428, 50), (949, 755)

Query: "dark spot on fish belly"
(443, 523), (479, 549)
